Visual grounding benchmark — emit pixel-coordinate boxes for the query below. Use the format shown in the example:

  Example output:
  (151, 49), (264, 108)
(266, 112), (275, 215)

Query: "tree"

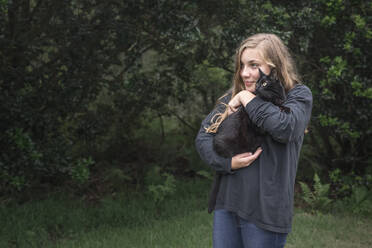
(288, 0), (372, 174)
(1, 0), (370, 194)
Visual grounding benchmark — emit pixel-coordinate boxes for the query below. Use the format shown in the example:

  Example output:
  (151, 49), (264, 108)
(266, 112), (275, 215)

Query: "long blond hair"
(206, 33), (301, 133)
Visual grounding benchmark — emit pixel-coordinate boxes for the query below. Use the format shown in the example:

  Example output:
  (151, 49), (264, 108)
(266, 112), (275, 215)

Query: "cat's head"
(255, 68), (286, 106)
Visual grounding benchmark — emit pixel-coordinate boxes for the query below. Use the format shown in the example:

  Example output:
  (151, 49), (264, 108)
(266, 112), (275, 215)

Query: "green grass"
(1, 179), (372, 248)
(55, 210), (213, 248)
(287, 211), (372, 248)
(53, 210), (372, 248)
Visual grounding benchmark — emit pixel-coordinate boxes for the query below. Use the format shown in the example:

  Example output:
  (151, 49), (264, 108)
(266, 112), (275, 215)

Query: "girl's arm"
(230, 85), (313, 143)
(195, 100), (234, 174)
(195, 96), (262, 173)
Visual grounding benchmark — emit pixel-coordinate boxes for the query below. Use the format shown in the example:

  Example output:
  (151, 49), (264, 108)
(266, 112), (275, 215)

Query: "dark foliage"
(0, 0), (371, 196)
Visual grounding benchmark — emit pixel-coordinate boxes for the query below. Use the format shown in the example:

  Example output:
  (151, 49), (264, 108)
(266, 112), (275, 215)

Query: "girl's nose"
(241, 66), (252, 78)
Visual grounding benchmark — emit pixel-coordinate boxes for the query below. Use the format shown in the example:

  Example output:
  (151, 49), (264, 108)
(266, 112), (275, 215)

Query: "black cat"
(213, 68), (289, 158)
(207, 68), (289, 213)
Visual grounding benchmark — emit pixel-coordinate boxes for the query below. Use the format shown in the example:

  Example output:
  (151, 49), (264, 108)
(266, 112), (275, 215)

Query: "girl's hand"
(228, 91), (256, 115)
(231, 147), (263, 170)
(227, 94), (242, 115)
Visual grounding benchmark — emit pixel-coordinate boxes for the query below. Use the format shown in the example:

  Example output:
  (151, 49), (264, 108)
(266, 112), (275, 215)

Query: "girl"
(195, 33), (313, 248)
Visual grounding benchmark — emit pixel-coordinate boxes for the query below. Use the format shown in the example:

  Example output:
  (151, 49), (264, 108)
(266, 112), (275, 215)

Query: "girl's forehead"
(241, 48), (264, 62)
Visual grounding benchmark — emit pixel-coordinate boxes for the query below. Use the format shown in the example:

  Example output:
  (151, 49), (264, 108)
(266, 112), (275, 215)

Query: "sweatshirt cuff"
(218, 157), (234, 175)
(244, 96), (266, 115)
(225, 157), (235, 174)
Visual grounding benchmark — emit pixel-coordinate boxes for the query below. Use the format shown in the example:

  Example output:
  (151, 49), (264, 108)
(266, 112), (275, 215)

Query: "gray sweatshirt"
(195, 84), (313, 233)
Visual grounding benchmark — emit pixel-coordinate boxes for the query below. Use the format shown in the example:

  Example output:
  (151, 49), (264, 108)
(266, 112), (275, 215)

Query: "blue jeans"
(213, 209), (287, 248)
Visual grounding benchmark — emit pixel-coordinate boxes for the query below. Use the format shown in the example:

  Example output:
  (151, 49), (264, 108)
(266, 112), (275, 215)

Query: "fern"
(346, 186), (372, 215)
(148, 173), (176, 205)
(299, 173), (332, 214)
(196, 170), (213, 180)
(299, 181), (314, 205)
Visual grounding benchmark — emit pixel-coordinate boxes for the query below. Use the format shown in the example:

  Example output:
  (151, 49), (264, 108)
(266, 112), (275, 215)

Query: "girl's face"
(240, 48), (271, 92)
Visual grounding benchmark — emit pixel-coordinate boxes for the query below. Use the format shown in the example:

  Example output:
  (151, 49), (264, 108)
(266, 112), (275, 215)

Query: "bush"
(0, 128), (43, 192)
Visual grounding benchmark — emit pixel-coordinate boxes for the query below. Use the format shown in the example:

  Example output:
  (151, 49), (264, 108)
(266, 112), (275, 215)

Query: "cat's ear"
(268, 68), (276, 78)
(269, 68), (280, 81)
(258, 68), (266, 77)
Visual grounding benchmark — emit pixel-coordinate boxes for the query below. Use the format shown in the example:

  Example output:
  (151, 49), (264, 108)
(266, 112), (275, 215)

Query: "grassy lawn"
(287, 211), (372, 248)
(54, 210), (372, 248)
(1, 179), (371, 248)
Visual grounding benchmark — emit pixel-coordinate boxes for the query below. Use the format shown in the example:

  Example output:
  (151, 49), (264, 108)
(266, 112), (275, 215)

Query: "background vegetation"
(0, 0), (371, 246)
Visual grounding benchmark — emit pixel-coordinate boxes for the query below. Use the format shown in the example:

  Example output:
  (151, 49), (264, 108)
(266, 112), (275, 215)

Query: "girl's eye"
(251, 63), (259, 68)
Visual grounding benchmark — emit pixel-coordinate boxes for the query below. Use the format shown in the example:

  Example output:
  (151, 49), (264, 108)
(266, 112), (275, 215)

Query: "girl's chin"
(245, 84), (256, 92)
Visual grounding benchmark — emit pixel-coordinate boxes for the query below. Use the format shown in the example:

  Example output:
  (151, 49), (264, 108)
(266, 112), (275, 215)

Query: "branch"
(168, 111), (197, 132)
(116, 44), (153, 81)
(29, 0), (44, 22)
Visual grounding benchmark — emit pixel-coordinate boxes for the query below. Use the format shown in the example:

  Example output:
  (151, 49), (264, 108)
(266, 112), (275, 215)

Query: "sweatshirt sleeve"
(195, 95), (234, 174)
(244, 84), (313, 143)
